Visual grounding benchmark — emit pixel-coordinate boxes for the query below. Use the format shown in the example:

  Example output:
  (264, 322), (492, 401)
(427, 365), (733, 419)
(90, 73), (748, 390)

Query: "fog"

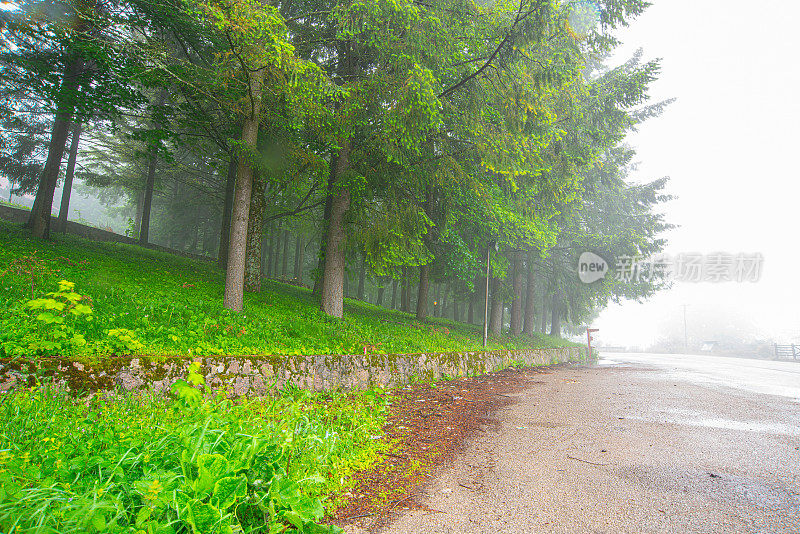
(594, 0), (800, 350)
(1, 176), (128, 233)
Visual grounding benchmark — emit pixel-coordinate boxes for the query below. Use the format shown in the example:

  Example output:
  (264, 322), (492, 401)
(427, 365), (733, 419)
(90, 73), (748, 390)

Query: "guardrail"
(774, 344), (799, 360)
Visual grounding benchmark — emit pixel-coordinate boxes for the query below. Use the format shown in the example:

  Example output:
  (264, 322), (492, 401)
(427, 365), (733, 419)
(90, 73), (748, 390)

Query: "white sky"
(595, 0), (800, 347)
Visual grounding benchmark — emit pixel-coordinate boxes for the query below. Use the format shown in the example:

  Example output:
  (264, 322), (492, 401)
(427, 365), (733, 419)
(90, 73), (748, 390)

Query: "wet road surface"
(377, 353), (800, 533)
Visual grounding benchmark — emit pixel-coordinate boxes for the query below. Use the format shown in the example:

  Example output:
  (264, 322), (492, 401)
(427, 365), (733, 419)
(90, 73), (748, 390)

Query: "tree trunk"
(203, 216), (216, 255)
(434, 283), (441, 317)
(28, 54), (85, 239)
(265, 223), (274, 277)
(139, 88), (168, 246)
(139, 149), (157, 245)
(319, 139), (352, 318)
(293, 233), (303, 283)
(416, 264), (430, 321)
(190, 218), (200, 253)
(260, 230), (269, 276)
(400, 267), (411, 313)
(272, 224), (282, 277)
(244, 172), (265, 292)
(167, 179), (182, 249)
(391, 279), (398, 309)
(217, 153), (237, 269)
(488, 278), (503, 336)
(356, 257), (366, 300)
(510, 250), (523, 335)
(223, 67), (266, 312)
(376, 277), (385, 306)
(549, 291), (561, 337)
(312, 157), (336, 297)
(55, 121), (81, 233)
(523, 250), (537, 335)
(280, 229), (289, 277)
(453, 295), (460, 322)
(467, 296), (474, 324)
(134, 189), (144, 238)
(539, 291), (548, 333)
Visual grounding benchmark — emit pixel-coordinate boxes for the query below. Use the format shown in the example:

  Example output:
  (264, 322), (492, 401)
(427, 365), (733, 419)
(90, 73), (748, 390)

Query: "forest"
(1, 0), (672, 339)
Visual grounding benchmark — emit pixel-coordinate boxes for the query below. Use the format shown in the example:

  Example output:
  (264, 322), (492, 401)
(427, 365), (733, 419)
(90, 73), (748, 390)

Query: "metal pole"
(483, 245), (491, 348)
(683, 304), (688, 354)
(587, 329), (592, 358)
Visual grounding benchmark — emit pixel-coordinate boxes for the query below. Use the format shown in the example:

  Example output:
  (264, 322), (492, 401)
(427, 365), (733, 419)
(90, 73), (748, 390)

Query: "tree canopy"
(1, 0), (672, 335)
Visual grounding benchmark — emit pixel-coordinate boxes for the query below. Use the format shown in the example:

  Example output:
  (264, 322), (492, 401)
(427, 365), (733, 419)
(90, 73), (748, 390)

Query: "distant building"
(700, 341), (718, 352)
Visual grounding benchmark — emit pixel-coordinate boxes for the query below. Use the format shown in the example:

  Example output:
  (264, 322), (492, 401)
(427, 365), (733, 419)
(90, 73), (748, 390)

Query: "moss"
(0, 346), (586, 397)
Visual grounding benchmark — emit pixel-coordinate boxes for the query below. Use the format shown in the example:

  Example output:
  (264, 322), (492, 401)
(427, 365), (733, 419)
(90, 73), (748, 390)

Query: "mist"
(594, 0), (800, 353)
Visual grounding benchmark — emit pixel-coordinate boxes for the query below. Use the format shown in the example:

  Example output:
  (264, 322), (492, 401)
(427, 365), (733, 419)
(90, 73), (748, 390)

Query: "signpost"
(587, 327), (599, 359)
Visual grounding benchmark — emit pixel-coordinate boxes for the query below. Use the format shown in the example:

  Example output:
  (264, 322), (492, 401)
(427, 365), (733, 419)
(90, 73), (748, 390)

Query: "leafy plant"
(105, 327), (144, 354)
(0, 369), (389, 533)
(1, 279), (93, 356)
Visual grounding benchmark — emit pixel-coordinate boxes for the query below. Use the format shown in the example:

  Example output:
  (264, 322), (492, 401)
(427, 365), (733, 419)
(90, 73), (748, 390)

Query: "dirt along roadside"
(328, 364), (567, 532)
(335, 361), (800, 533)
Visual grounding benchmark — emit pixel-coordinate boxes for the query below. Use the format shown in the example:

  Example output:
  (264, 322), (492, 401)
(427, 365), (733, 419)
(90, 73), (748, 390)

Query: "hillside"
(0, 221), (574, 360)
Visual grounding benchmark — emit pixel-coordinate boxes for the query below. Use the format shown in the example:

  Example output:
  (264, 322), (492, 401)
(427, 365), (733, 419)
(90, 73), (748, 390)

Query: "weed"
(0, 371), (389, 532)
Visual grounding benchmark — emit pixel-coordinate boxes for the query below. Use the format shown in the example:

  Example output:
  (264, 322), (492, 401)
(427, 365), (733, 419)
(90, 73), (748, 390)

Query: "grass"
(0, 220), (575, 360)
(0, 219), (576, 533)
(0, 377), (390, 533)
(0, 199), (30, 210)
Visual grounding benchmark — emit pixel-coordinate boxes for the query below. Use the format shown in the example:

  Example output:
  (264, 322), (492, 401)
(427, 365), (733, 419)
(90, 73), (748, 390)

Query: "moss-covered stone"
(0, 346), (590, 397)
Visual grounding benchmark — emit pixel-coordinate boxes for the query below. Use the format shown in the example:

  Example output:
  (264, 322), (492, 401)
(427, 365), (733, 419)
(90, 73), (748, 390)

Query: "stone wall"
(0, 347), (590, 397)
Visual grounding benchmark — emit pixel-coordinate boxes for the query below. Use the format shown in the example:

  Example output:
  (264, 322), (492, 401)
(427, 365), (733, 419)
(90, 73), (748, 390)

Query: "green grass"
(0, 378), (389, 533)
(0, 220), (575, 360)
(0, 198), (30, 208)
(0, 220), (575, 533)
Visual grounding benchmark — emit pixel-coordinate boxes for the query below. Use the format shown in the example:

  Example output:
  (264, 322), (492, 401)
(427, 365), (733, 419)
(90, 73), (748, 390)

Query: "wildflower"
(144, 480), (163, 502)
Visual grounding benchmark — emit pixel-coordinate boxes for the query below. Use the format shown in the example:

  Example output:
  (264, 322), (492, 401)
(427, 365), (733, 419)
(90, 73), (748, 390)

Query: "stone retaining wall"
(0, 347), (590, 396)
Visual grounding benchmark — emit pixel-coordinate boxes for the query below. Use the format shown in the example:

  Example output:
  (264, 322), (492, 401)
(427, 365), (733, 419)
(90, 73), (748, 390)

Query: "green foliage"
(105, 328), (145, 355)
(0, 369), (390, 533)
(0, 0), (666, 333)
(0, 221), (573, 359)
(2, 279), (93, 357)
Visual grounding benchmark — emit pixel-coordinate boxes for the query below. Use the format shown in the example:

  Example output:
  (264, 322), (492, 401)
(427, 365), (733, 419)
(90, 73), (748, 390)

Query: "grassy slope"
(0, 220), (575, 359)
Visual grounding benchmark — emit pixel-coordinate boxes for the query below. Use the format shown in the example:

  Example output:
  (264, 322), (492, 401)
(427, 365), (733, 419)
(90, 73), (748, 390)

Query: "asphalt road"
(377, 353), (800, 533)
